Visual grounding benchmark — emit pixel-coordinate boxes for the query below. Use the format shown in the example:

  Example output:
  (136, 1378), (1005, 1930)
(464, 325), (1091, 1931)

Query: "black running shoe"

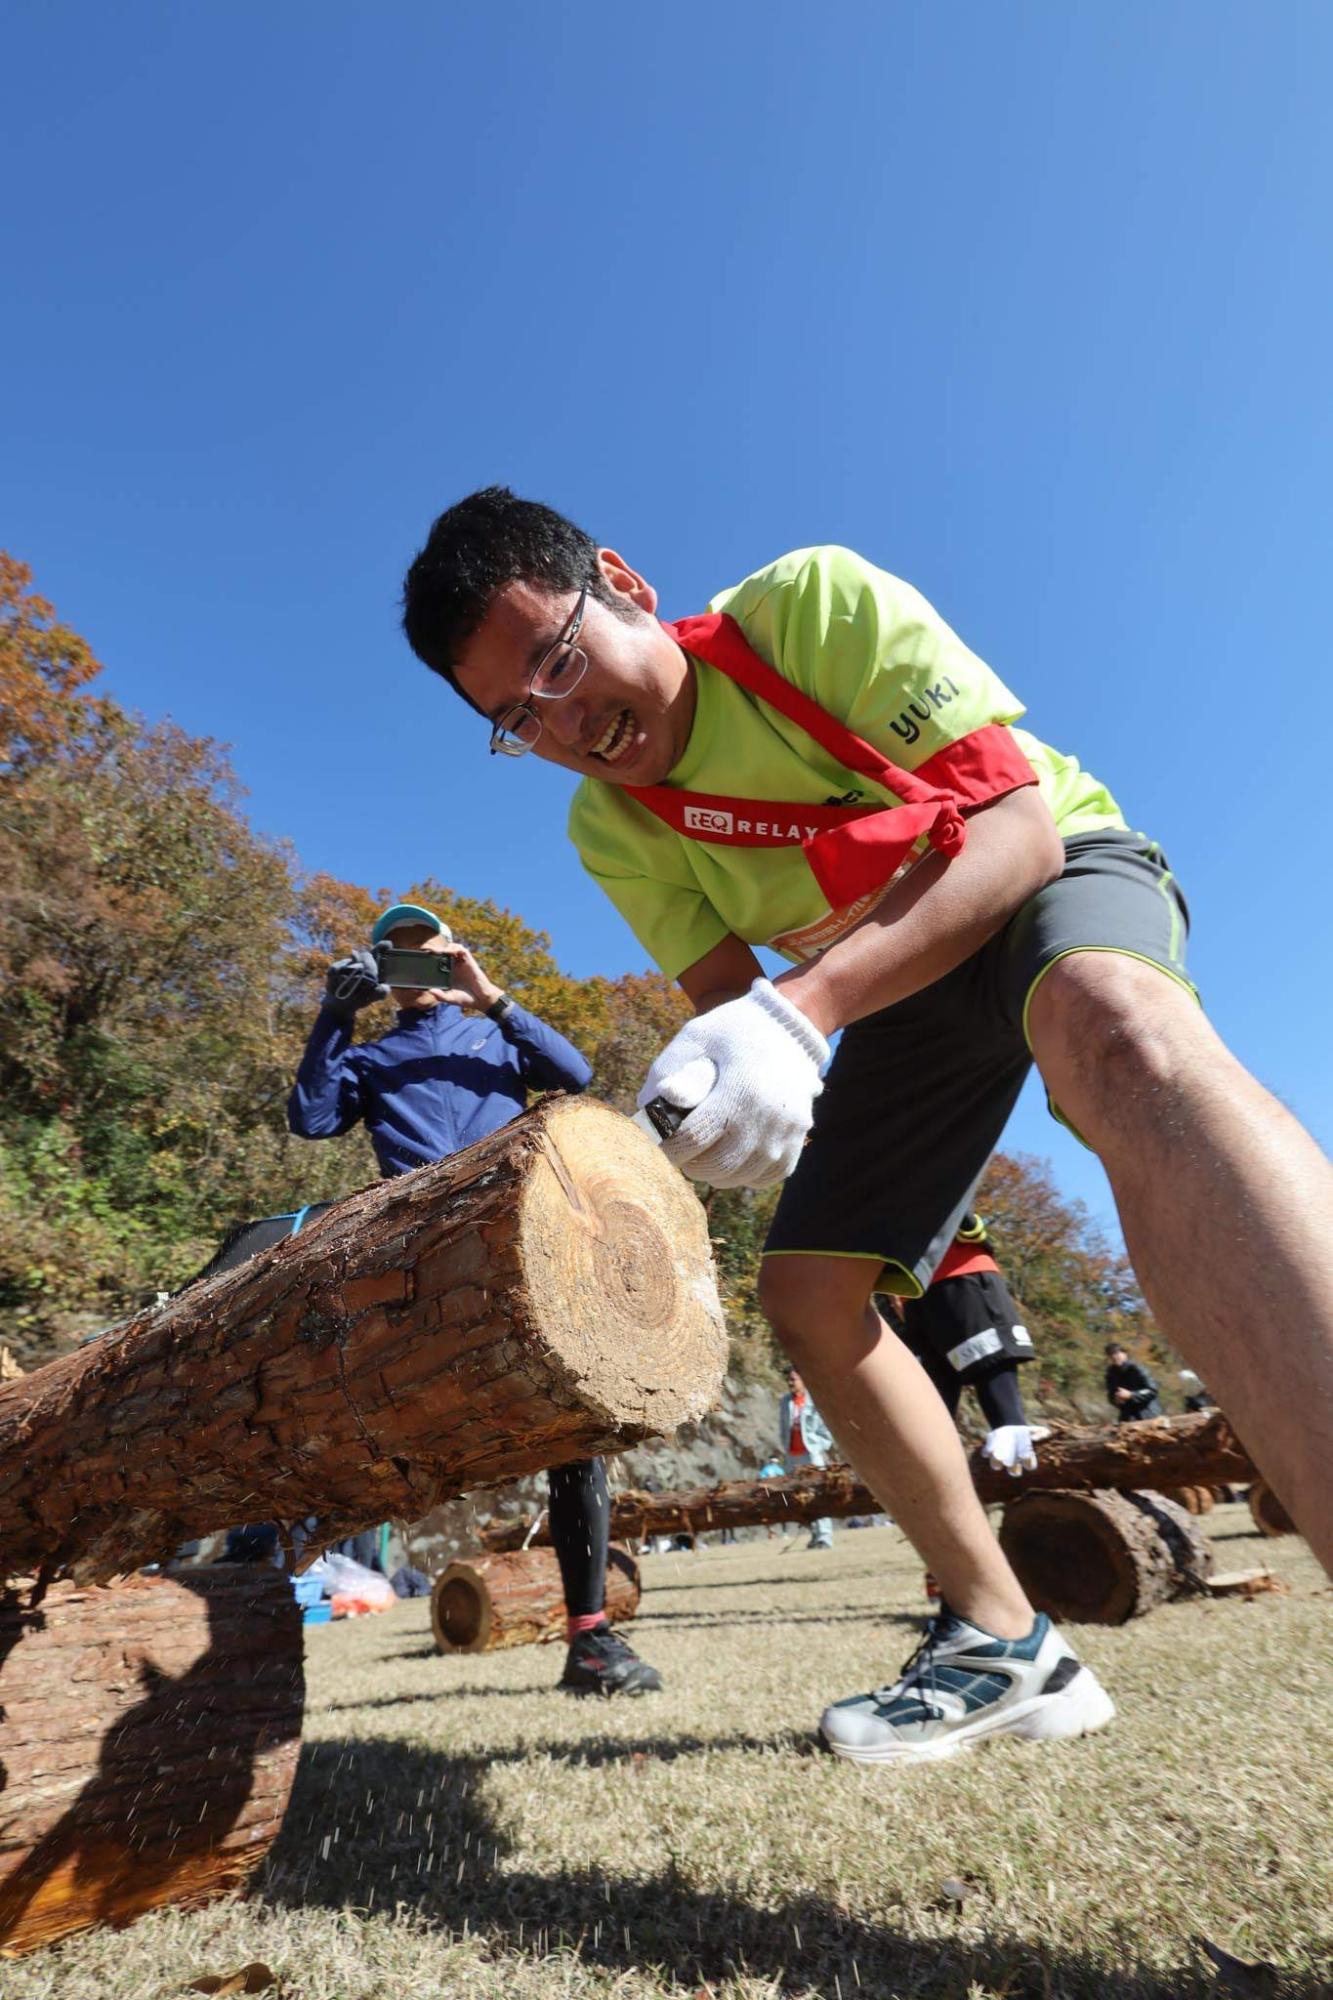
(559, 1623), (663, 1697)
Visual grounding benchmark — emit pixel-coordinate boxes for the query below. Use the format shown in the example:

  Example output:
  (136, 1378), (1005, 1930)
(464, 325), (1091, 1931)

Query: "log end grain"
(431, 1544), (641, 1653)
(1204, 1568), (1289, 1599)
(1000, 1487), (1214, 1624)
(520, 1098), (727, 1439)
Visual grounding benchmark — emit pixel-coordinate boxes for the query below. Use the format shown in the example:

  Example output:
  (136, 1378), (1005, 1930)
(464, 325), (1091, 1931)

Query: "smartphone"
(375, 943), (457, 989)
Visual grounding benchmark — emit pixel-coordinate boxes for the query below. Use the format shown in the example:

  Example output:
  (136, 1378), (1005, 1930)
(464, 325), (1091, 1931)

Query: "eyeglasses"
(489, 583), (590, 757)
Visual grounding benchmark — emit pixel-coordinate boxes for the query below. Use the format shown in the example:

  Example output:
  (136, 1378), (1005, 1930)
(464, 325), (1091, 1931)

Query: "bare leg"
(1028, 952), (1333, 1574)
(758, 1254), (1033, 1637)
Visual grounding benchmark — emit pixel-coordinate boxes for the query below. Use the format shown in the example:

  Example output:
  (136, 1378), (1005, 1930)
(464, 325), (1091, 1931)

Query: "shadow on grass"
(260, 1735), (1321, 2000)
(637, 1606), (922, 1630)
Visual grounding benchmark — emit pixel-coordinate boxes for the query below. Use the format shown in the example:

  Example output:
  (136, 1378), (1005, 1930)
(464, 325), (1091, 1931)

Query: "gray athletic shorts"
(763, 829), (1195, 1295)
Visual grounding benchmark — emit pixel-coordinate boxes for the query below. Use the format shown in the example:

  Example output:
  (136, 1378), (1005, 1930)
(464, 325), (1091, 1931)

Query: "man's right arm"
(287, 1009), (367, 1139)
(677, 935), (765, 1014)
(1125, 1363), (1160, 1411)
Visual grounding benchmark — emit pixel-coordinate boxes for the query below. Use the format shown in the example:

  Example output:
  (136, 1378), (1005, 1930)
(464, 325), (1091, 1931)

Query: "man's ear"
(598, 547), (658, 616)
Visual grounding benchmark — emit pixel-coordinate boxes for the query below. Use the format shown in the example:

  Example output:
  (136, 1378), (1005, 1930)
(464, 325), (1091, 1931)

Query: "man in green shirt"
(400, 487), (1333, 1767)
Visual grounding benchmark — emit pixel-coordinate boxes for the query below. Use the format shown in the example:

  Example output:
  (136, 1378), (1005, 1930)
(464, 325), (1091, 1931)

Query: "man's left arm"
(498, 1002), (593, 1094)
(440, 944), (593, 1094)
(778, 786), (1064, 1037)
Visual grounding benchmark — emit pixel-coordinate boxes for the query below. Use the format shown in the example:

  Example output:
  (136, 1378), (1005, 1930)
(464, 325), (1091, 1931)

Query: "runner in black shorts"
(402, 494), (1333, 1769)
(881, 1214), (1039, 1460)
(878, 1213), (1046, 1598)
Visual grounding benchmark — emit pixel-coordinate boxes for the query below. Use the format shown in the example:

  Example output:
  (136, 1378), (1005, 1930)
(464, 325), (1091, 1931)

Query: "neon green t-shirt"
(568, 546), (1125, 979)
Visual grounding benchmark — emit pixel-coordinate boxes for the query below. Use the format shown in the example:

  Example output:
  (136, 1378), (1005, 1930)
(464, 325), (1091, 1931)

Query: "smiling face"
(453, 551), (697, 787)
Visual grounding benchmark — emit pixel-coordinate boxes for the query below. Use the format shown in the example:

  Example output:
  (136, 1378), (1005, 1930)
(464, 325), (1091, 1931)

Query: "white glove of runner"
(637, 978), (830, 1189)
(982, 1424), (1040, 1476)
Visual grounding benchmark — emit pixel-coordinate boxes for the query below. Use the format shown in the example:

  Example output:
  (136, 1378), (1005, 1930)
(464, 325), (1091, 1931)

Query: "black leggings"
(546, 1457), (609, 1619)
(921, 1358), (1026, 1431)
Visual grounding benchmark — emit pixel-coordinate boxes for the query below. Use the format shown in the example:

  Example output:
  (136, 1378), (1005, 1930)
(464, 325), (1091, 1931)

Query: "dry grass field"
(7, 1505), (1331, 1999)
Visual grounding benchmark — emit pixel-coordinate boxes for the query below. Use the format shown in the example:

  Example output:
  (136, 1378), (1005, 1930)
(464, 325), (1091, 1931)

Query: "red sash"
(932, 1240), (1001, 1284)
(623, 613), (1034, 909)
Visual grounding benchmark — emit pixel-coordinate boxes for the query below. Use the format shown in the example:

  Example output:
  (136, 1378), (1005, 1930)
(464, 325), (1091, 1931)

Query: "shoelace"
(872, 1617), (954, 1715)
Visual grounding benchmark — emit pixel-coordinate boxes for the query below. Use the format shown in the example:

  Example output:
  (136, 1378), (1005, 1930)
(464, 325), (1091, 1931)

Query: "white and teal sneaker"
(819, 1607), (1115, 1765)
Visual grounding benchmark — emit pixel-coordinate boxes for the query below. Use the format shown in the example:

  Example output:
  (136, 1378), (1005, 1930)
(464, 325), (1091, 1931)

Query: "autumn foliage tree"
(0, 555), (105, 773)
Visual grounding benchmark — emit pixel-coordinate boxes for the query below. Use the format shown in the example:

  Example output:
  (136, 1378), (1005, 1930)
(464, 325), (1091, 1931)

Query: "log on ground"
(999, 1488), (1214, 1623)
(432, 1545), (641, 1653)
(481, 1413), (1257, 1550)
(1248, 1480), (1297, 1537)
(482, 1464), (879, 1548)
(0, 1097), (727, 1586)
(0, 1567), (302, 1958)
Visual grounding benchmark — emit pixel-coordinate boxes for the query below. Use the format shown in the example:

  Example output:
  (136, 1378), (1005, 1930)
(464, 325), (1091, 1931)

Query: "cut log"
(1162, 1484), (1216, 1515)
(482, 1412), (1257, 1550)
(482, 1465), (879, 1549)
(0, 1098), (726, 1587)
(1204, 1569), (1289, 1600)
(1247, 1480), (1297, 1538)
(0, 1567), (302, 1958)
(431, 1545), (641, 1653)
(973, 1411), (1254, 1496)
(999, 1488), (1214, 1623)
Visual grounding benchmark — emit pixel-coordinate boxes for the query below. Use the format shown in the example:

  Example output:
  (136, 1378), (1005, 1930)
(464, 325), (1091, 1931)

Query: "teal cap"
(371, 903), (446, 947)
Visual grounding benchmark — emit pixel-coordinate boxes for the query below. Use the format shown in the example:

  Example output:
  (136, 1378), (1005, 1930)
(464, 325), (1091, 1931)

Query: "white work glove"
(637, 978), (830, 1189)
(982, 1424), (1040, 1476)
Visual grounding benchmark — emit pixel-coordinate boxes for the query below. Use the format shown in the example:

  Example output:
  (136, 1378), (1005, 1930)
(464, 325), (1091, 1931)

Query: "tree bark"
(431, 1546), (641, 1653)
(0, 1567), (302, 1958)
(481, 1412), (1256, 1549)
(0, 1098), (726, 1587)
(979, 1411), (1253, 1495)
(1248, 1479), (1297, 1537)
(999, 1488), (1214, 1623)
(482, 1465), (878, 1548)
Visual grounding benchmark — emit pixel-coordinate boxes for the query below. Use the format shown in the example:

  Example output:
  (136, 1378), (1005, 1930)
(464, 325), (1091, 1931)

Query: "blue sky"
(3, 2), (1331, 1231)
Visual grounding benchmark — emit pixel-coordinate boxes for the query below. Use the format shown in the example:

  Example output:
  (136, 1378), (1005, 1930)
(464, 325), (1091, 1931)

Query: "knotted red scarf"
(623, 612), (1033, 909)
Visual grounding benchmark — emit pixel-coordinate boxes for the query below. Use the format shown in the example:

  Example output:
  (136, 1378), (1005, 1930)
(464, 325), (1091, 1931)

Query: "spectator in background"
(1105, 1342), (1164, 1422)
(878, 1212), (1044, 1475)
(779, 1365), (835, 1550)
(288, 899), (663, 1697)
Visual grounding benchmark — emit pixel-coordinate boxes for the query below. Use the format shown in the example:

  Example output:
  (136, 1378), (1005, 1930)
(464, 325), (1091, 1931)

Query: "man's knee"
(1028, 952), (1205, 1120)
(757, 1254), (879, 1362)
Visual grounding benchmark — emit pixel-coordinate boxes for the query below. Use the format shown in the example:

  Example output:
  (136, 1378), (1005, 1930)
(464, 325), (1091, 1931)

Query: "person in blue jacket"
(288, 899), (663, 1697)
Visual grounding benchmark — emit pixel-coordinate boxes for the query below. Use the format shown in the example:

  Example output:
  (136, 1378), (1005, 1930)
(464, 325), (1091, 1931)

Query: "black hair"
(1105, 1340), (1127, 1356)
(401, 485), (634, 711)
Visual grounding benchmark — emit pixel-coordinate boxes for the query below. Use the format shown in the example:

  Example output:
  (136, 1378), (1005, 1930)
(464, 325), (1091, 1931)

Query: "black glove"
(323, 947), (388, 1020)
